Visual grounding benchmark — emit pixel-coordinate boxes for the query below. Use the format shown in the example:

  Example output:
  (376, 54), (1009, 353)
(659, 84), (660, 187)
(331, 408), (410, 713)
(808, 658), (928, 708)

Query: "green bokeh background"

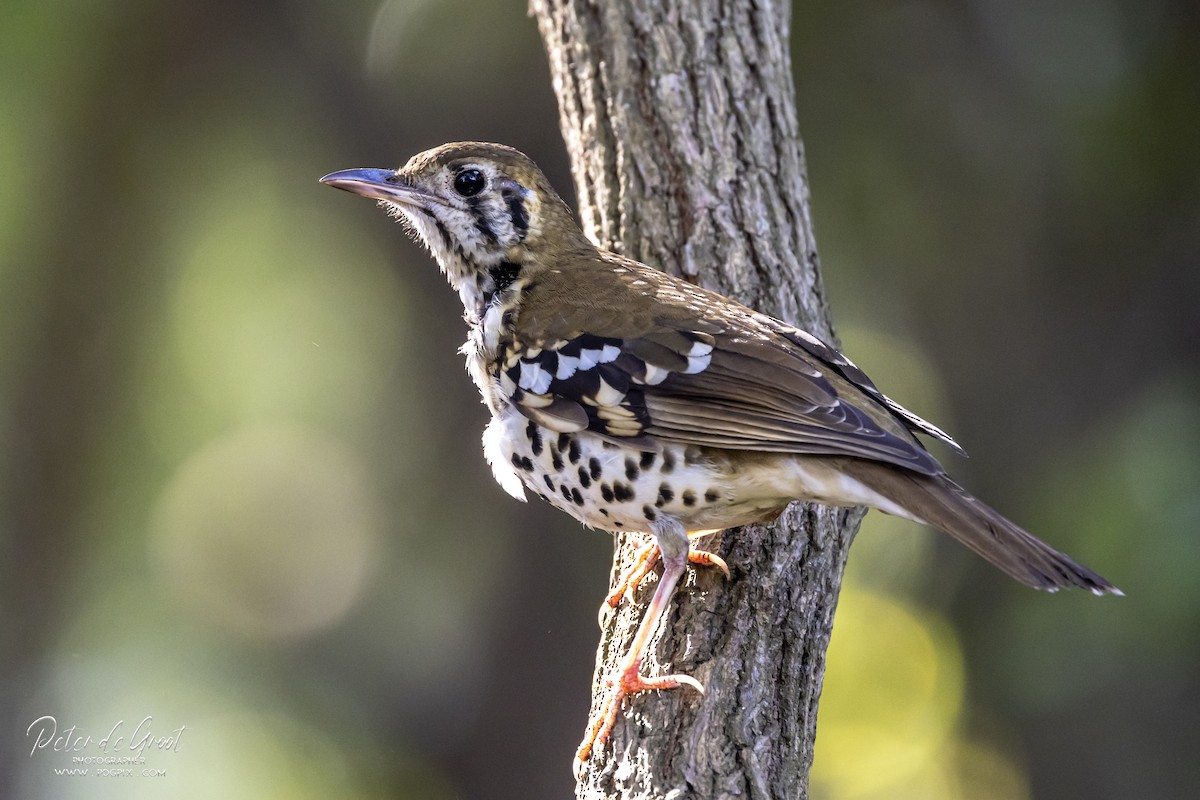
(1, 2), (1196, 798)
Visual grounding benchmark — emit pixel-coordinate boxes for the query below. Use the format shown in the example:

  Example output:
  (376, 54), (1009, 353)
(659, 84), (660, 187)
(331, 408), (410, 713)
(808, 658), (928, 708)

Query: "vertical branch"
(532, 0), (833, 338)
(530, 1), (863, 797)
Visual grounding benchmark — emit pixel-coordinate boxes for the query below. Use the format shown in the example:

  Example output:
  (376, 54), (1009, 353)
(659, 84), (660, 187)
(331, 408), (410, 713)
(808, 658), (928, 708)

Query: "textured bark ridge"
(530, 1), (864, 797)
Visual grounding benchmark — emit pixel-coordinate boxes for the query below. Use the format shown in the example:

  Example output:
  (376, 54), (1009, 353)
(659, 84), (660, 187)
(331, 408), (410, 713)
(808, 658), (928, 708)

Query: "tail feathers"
(843, 461), (1121, 596)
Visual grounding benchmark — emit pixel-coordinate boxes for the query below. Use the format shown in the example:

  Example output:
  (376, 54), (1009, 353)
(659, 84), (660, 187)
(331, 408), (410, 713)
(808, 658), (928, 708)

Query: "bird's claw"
(575, 657), (705, 772)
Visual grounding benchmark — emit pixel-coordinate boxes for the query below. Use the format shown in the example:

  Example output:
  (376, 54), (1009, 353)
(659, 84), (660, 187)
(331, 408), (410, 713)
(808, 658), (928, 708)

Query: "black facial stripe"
(431, 216), (455, 252)
(469, 199), (498, 243)
(503, 189), (529, 240)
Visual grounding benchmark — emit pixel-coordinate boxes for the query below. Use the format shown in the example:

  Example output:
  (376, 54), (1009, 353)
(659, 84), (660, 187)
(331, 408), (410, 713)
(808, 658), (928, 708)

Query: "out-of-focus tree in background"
(1, 1), (1195, 798)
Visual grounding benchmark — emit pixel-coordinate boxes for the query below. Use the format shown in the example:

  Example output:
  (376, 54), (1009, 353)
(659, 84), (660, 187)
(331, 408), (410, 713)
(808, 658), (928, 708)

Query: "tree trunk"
(530, 1), (864, 797)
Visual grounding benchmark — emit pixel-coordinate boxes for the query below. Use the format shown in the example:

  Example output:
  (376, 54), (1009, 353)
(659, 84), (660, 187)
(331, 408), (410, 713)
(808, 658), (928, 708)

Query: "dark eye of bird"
(454, 168), (486, 197)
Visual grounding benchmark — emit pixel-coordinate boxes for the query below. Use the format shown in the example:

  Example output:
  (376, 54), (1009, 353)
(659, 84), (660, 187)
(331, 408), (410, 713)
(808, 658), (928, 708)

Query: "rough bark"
(530, 1), (864, 798)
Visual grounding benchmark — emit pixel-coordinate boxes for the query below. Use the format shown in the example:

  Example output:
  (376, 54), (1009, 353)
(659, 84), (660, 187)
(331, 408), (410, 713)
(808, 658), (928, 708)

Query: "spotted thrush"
(320, 141), (1119, 766)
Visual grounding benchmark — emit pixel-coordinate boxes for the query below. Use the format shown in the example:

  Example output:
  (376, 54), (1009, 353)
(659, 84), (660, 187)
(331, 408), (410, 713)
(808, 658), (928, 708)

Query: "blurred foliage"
(1, 1), (1196, 798)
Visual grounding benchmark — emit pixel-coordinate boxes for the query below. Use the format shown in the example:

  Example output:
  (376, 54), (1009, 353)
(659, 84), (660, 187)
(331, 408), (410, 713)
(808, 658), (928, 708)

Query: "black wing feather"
(498, 319), (956, 476)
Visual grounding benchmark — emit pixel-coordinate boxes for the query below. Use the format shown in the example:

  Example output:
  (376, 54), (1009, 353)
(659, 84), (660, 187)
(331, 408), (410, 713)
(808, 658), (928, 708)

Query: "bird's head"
(321, 142), (590, 301)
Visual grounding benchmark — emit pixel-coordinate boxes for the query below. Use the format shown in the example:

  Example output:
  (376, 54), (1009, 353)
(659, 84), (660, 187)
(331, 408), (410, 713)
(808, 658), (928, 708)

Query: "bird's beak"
(319, 168), (441, 207)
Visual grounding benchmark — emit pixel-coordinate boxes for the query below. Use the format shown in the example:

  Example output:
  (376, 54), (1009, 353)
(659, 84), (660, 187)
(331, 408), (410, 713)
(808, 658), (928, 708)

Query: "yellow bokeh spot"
(950, 739), (1031, 800)
(812, 589), (964, 797)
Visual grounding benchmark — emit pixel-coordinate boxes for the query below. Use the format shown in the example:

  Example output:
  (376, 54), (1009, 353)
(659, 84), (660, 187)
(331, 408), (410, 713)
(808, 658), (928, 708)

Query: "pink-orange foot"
(579, 536), (729, 772)
(601, 539), (660, 616)
(574, 657), (704, 766)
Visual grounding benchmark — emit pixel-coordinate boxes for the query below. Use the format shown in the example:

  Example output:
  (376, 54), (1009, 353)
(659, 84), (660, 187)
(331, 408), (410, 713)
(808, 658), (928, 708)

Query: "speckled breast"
(485, 406), (737, 534)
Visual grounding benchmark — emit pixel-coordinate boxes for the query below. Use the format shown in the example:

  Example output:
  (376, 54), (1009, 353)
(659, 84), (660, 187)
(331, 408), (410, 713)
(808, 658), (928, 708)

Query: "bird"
(320, 141), (1120, 766)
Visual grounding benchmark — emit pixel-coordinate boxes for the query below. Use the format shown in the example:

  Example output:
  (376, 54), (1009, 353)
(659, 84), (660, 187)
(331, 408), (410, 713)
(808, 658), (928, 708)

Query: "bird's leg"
(577, 520), (710, 767)
(601, 530), (730, 621)
(601, 537), (659, 619)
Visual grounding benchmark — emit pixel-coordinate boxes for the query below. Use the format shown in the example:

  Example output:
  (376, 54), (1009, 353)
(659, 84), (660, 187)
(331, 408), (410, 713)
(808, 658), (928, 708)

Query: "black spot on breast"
(682, 489), (696, 507)
(656, 484), (674, 507)
(613, 482), (634, 502)
(567, 438), (581, 464)
(544, 475), (555, 490)
(560, 484), (572, 502)
(704, 488), (721, 503)
(577, 466), (591, 488)
(624, 458), (639, 481)
(588, 457), (601, 481)
(526, 421), (543, 456)
(600, 483), (614, 502)
(556, 433), (571, 453)
(640, 451), (655, 469)
(661, 450), (675, 474)
(551, 451), (564, 472)
(511, 453), (533, 471)
(599, 508), (609, 517)
(571, 487), (584, 506)
(642, 505), (657, 522)
(489, 261), (521, 294)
